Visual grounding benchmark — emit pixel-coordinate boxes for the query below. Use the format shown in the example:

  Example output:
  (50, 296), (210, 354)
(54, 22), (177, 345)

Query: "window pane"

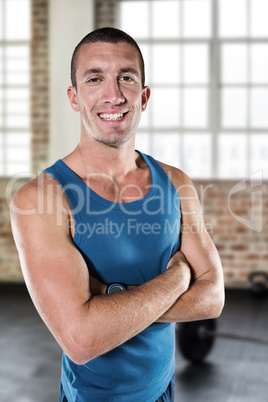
(218, 134), (247, 178)
(152, 133), (180, 167)
(251, 89), (268, 127)
(6, 0), (30, 40)
(6, 58), (29, 72)
(251, 0), (268, 37)
(119, 0), (268, 179)
(152, 45), (180, 84)
(219, 0), (247, 37)
(183, 0), (211, 38)
(139, 44), (150, 86)
(6, 88), (29, 100)
(6, 46), (30, 86)
(152, 0), (180, 38)
(0, 136), (3, 172)
(7, 147), (30, 162)
(7, 132), (30, 146)
(139, 103), (150, 128)
(6, 45), (29, 59)
(152, 88), (180, 127)
(0, 47), (2, 85)
(251, 45), (268, 83)
(250, 134), (268, 177)
(221, 44), (247, 83)
(183, 45), (208, 84)
(0, 1), (3, 40)
(7, 101), (29, 114)
(6, 116), (29, 128)
(1, 0), (30, 177)
(0, 134), (3, 175)
(183, 89), (208, 127)
(135, 132), (150, 154)
(6, 162), (31, 175)
(221, 88), (247, 127)
(119, 1), (149, 39)
(183, 133), (211, 178)
(6, 73), (29, 85)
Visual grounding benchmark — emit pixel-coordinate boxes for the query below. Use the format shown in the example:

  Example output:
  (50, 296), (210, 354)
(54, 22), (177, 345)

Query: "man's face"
(68, 42), (150, 147)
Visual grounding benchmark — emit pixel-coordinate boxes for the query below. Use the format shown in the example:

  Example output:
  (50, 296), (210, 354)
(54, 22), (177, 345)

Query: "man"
(11, 28), (224, 401)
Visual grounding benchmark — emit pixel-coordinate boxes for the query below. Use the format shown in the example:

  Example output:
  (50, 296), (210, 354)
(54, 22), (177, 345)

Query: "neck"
(74, 135), (138, 179)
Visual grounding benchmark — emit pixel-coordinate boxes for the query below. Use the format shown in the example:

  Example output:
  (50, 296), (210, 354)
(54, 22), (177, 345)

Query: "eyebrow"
(118, 67), (140, 77)
(81, 67), (140, 79)
(82, 68), (102, 79)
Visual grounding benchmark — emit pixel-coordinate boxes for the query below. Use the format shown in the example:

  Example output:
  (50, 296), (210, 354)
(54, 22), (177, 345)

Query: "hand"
(90, 276), (136, 297)
(166, 250), (192, 292)
(166, 250), (189, 270)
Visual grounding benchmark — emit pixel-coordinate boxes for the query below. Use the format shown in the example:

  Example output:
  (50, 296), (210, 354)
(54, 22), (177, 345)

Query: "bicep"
(180, 230), (222, 283)
(11, 188), (91, 346)
(177, 173), (223, 283)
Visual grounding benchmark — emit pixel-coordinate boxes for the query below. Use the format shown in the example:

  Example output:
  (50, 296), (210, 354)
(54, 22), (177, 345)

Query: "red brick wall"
(31, 0), (49, 173)
(194, 179), (268, 288)
(95, 0), (117, 28)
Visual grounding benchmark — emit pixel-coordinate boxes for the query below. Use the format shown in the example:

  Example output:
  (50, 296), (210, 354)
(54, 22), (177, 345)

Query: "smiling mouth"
(99, 112), (128, 121)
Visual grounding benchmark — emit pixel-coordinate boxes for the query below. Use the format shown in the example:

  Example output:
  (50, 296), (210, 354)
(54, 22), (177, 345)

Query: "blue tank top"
(44, 151), (181, 402)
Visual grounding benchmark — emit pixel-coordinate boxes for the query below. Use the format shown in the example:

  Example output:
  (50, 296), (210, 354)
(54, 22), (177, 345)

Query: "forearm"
(61, 262), (191, 364)
(157, 276), (225, 323)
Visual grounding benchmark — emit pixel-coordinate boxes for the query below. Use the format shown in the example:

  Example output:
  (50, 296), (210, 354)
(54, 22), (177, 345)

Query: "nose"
(102, 79), (125, 105)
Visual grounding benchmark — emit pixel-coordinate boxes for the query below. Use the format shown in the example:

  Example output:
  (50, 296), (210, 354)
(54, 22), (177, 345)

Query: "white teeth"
(99, 113), (124, 121)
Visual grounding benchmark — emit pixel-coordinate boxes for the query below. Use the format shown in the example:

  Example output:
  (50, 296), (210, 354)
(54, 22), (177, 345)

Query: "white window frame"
(0, 0), (31, 177)
(118, 0), (268, 179)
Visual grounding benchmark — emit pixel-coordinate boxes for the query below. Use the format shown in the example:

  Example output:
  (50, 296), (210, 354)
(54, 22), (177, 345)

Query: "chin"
(94, 132), (134, 148)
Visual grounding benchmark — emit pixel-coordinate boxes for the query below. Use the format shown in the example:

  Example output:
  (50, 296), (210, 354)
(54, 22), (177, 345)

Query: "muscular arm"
(10, 174), (191, 365)
(157, 166), (225, 323)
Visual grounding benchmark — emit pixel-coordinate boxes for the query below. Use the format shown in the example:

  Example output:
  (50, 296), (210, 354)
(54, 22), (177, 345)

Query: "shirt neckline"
(57, 150), (157, 210)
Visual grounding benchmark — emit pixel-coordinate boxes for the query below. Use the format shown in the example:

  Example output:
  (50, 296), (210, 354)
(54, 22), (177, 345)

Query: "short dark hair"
(71, 27), (145, 89)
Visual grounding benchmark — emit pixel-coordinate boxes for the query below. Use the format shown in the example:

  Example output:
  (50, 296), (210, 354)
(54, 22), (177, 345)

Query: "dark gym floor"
(0, 286), (268, 402)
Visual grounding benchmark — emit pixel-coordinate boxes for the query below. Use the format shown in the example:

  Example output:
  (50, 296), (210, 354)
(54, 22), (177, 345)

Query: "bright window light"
(118, 0), (268, 179)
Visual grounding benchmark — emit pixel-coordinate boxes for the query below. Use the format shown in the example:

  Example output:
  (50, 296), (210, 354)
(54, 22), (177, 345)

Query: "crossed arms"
(10, 166), (224, 365)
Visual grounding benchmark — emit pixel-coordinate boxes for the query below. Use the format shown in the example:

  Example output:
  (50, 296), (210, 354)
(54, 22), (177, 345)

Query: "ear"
(141, 86), (151, 112)
(67, 86), (80, 112)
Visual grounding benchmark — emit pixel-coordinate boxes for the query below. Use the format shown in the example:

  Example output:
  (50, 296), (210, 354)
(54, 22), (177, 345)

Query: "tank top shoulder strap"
(43, 159), (83, 215)
(137, 151), (179, 199)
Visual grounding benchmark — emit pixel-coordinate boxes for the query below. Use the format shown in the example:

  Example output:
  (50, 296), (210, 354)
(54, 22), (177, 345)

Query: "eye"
(119, 75), (134, 83)
(87, 77), (101, 84)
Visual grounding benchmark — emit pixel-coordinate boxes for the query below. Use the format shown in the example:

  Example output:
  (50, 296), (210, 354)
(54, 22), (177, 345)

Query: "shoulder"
(156, 160), (197, 197)
(10, 171), (69, 219)
(10, 171), (73, 252)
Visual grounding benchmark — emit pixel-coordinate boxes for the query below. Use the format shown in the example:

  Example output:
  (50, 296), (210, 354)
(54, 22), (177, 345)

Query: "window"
(0, 0), (31, 176)
(118, 0), (268, 179)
